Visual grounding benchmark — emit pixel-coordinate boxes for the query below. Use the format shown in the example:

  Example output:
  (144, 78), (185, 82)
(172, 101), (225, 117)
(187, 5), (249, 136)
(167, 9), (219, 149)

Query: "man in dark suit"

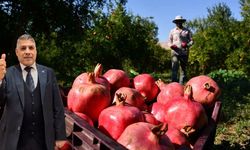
(0, 34), (67, 150)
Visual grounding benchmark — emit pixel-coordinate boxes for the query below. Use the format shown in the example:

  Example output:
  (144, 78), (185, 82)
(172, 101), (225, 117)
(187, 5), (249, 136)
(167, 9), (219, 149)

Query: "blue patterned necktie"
(25, 66), (35, 92)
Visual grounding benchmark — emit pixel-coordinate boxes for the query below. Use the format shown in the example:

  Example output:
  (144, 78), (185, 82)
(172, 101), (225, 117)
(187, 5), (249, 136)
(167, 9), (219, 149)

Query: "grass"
(213, 79), (250, 150)
(214, 94), (250, 150)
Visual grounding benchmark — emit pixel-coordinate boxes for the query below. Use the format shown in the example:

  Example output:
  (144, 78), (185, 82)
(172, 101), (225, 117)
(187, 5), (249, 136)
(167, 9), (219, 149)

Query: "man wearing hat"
(168, 15), (194, 84)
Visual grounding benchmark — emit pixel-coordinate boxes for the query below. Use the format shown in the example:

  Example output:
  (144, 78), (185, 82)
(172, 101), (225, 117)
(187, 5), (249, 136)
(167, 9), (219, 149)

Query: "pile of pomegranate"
(66, 63), (221, 150)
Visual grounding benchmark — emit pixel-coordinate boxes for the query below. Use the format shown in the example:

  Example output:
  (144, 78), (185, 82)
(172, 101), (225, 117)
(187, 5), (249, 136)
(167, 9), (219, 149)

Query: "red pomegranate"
(113, 87), (147, 111)
(71, 72), (88, 88)
(155, 79), (168, 90)
(164, 85), (208, 136)
(67, 73), (111, 122)
(93, 63), (111, 90)
(72, 63), (110, 89)
(151, 102), (167, 123)
(132, 73), (159, 102)
(117, 122), (175, 150)
(186, 75), (221, 107)
(156, 81), (184, 105)
(142, 111), (161, 125)
(166, 126), (191, 150)
(98, 93), (144, 140)
(75, 112), (94, 126)
(103, 69), (130, 95)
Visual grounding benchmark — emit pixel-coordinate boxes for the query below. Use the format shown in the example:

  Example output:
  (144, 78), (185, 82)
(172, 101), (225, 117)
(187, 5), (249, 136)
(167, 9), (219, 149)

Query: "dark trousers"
(171, 54), (188, 85)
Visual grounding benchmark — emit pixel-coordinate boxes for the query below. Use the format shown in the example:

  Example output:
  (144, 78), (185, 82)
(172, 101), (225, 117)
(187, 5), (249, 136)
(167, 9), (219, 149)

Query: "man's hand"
(170, 44), (178, 50)
(54, 140), (71, 150)
(0, 54), (6, 80)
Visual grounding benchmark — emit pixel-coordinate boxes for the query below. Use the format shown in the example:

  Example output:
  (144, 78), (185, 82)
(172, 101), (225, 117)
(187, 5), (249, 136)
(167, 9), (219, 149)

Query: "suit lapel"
(37, 64), (47, 105)
(15, 65), (25, 109)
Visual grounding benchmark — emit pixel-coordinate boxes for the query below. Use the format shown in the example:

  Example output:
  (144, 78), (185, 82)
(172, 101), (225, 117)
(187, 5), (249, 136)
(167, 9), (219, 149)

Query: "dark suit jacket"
(0, 64), (66, 150)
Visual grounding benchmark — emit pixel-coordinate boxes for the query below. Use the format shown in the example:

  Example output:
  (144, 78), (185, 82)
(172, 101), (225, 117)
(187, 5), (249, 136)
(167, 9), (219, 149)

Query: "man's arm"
(167, 30), (174, 48)
(0, 80), (6, 106)
(0, 54), (6, 80)
(50, 69), (67, 149)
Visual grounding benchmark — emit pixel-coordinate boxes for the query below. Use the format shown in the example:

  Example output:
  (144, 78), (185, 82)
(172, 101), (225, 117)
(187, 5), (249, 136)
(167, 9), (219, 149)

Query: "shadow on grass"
(218, 78), (250, 121)
(213, 139), (250, 150)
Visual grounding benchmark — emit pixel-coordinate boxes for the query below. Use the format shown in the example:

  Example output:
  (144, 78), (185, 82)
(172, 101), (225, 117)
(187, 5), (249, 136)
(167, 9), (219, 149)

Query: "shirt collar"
(20, 63), (37, 71)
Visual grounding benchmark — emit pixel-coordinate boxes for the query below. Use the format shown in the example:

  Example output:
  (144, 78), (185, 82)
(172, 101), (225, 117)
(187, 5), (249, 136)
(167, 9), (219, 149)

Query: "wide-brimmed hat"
(172, 15), (186, 23)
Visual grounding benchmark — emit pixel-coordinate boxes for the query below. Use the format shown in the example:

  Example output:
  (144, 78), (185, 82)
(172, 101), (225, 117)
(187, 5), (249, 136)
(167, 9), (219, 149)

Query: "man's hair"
(16, 34), (36, 48)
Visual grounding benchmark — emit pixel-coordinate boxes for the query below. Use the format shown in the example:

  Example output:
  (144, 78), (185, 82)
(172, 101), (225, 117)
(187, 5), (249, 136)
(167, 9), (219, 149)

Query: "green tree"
(0, 0), (107, 65)
(76, 3), (165, 74)
(187, 3), (242, 76)
(229, 0), (250, 75)
(34, 1), (165, 86)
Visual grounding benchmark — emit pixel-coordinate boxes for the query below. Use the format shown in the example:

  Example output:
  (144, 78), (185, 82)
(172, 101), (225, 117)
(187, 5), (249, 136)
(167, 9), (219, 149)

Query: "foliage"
(0, 0), (107, 67)
(36, 33), (95, 87)
(208, 69), (248, 87)
(55, 3), (168, 86)
(240, 0), (250, 19)
(187, 3), (250, 78)
(86, 4), (166, 74)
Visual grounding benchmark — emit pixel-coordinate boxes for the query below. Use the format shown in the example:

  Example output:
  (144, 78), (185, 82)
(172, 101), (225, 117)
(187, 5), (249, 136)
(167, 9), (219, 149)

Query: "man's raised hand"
(0, 54), (6, 80)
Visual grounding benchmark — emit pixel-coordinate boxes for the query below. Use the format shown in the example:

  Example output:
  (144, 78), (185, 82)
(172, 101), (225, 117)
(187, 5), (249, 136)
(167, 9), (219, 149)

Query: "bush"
(208, 69), (248, 90)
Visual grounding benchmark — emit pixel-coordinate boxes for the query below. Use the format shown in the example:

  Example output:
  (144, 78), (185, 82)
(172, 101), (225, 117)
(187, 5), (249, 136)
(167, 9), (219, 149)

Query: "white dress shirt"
(20, 63), (38, 88)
